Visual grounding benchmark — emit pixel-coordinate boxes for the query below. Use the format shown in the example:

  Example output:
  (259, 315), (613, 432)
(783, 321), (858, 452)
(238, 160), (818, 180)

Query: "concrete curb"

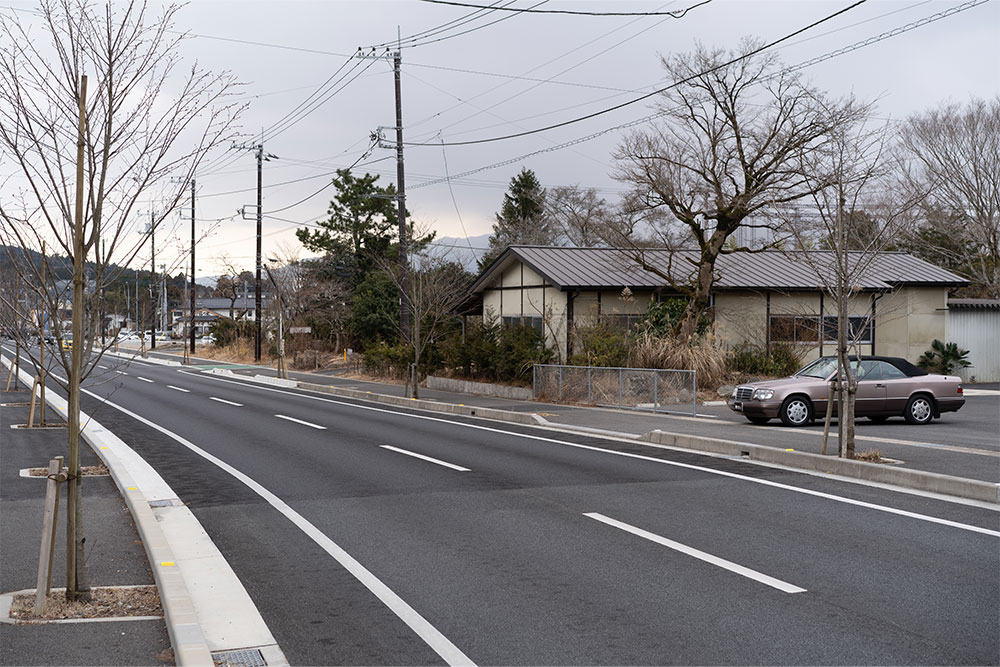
(101, 349), (181, 367)
(425, 375), (534, 401)
(639, 429), (1000, 504)
(296, 380), (547, 426)
(1, 354), (213, 666)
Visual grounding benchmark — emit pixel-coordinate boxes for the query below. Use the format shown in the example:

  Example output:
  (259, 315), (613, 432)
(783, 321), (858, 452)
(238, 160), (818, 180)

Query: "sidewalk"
(141, 348), (1000, 488)
(0, 368), (171, 666)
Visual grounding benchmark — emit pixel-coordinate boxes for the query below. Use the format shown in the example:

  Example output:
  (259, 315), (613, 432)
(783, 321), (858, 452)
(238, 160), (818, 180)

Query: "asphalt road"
(6, 346), (1000, 665)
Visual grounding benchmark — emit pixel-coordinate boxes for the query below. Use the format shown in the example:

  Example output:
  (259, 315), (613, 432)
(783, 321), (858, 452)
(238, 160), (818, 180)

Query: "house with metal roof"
(468, 246), (968, 364)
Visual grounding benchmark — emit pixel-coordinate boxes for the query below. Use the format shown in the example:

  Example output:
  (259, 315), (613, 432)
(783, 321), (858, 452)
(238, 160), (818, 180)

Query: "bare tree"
(611, 39), (865, 343)
(782, 104), (916, 458)
(897, 97), (1000, 296)
(545, 185), (609, 247)
(0, 0), (241, 599)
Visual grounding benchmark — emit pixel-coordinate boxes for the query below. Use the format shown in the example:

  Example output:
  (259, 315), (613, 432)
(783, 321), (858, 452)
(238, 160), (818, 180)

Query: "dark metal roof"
(470, 246), (968, 293)
(948, 298), (1000, 309)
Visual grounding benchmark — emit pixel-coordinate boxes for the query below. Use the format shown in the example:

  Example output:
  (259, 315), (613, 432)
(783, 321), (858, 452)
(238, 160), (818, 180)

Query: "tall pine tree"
(479, 168), (555, 270)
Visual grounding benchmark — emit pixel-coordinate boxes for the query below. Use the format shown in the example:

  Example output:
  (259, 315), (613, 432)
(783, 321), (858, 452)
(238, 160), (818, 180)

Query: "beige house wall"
(479, 259), (950, 366)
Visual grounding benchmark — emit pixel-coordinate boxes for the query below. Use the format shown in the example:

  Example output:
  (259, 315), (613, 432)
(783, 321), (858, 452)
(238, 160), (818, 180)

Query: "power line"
(417, 0), (712, 17)
(262, 140), (379, 215)
(407, 0), (870, 146)
(365, 0), (518, 49)
(409, 0), (987, 190)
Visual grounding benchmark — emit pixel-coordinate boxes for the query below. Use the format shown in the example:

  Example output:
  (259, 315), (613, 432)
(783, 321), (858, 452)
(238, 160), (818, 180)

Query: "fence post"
(558, 365), (564, 401)
(653, 370), (658, 413)
(587, 367), (592, 404)
(619, 367), (623, 408)
(532, 365), (537, 399)
(692, 370), (697, 417)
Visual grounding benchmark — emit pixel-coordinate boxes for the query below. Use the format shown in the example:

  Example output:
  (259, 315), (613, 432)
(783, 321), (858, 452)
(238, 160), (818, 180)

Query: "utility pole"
(237, 140), (277, 362)
(393, 50), (411, 345)
(190, 178), (196, 355)
(148, 211), (156, 351)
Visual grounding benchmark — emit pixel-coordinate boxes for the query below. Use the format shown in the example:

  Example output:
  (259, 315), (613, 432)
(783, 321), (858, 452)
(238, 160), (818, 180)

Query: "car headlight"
(753, 389), (774, 400)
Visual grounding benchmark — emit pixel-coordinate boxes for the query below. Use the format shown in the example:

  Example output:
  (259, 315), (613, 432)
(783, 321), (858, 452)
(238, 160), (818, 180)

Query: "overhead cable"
(417, 0), (712, 18)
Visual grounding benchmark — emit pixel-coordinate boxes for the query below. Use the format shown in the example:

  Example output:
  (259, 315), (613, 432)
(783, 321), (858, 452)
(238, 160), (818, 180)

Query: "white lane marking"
(585, 513), (807, 594)
(275, 414), (326, 430)
(177, 369), (1000, 536)
(166, 385), (190, 393)
(137, 377), (154, 383)
(98, 365), (109, 370)
(209, 397), (243, 407)
(380, 445), (470, 471)
(115, 370), (128, 375)
(74, 387), (474, 667)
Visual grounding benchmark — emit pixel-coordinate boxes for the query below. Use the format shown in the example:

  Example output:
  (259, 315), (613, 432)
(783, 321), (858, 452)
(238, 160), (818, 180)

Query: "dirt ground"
(10, 585), (162, 621)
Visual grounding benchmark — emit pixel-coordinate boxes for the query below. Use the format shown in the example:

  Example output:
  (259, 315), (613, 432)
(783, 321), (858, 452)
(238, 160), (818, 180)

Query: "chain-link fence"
(533, 364), (697, 416)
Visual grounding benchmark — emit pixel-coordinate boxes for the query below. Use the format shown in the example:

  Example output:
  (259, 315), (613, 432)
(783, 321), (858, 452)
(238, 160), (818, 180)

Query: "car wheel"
(779, 396), (812, 427)
(867, 415), (889, 423)
(746, 416), (770, 425)
(904, 394), (934, 425)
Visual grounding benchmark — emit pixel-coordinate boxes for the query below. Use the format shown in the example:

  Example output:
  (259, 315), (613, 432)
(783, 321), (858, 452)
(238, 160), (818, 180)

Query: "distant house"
(171, 296), (272, 337)
(467, 246), (968, 364)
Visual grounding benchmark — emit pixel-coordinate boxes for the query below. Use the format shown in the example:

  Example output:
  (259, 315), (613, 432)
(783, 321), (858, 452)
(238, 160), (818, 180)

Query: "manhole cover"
(212, 648), (266, 666)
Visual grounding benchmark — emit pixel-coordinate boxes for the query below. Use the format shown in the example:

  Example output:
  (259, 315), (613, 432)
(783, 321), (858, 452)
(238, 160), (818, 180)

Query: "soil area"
(9, 585), (162, 621)
(27, 464), (108, 477)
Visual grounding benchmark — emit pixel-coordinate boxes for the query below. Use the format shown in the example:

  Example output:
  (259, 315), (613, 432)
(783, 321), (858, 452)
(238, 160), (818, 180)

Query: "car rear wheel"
(779, 396), (813, 427)
(904, 394), (934, 425)
(746, 416), (770, 425)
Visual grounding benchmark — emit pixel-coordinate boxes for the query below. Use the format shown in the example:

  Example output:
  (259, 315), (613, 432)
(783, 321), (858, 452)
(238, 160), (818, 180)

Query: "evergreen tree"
(479, 168), (555, 270)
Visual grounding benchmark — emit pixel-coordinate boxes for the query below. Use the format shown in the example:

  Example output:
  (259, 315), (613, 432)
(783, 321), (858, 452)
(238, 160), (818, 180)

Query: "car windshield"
(795, 357), (838, 379)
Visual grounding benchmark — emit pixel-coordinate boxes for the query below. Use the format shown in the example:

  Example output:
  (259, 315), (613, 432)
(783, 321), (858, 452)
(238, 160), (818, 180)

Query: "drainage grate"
(212, 648), (266, 667)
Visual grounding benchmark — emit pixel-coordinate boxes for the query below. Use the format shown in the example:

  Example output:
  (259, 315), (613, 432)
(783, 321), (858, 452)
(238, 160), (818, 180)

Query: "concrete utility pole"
(393, 51), (410, 345)
(255, 146), (262, 361)
(149, 211), (156, 351)
(190, 178), (196, 354)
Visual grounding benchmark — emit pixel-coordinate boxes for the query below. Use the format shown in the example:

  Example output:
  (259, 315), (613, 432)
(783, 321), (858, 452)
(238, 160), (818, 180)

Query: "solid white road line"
(380, 445), (470, 471)
(209, 397), (243, 407)
(275, 414), (326, 430)
(72, 386), (473, 667)
(137, 377), (154, 383)
(585, 513), (807, 594)
(115, 370), (128, 375)
(98, 365), (109, 370)
(177, 369), (1000, 536)
(166, 385), (190, 393)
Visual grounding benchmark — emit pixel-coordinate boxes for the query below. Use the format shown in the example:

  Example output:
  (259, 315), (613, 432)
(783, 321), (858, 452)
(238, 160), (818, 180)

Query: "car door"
(854, 360), (887, 416)
(879, 361), (911, 412)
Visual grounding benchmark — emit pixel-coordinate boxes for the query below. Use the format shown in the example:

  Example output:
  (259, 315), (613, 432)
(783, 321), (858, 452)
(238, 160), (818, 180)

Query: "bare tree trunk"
(66, 74), (90, 602)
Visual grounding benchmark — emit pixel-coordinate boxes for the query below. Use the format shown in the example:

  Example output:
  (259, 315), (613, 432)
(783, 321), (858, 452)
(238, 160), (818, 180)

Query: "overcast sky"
(5, 0), (999, 278)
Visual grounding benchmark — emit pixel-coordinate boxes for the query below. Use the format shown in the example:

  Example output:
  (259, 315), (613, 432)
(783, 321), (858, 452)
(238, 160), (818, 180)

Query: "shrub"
(632, 330), (728, 389)
(362, 340), (413, 378)
(209, 318), (255, 347)
(726, 343), (802, 377)
(917, 339), (972, 375)
(569, 320), (631, 367)
(638, 298), (712, 337)
(440, 319), (553, 384)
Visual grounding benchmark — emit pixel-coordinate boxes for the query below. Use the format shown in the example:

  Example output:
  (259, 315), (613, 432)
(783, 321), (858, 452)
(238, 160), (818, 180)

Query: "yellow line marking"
(126, 486), (137, 490)
(159, 561), (175, 567)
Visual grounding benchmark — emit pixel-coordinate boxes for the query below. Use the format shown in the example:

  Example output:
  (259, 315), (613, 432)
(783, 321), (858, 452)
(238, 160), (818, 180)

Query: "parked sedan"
(728, 355), (965, 426)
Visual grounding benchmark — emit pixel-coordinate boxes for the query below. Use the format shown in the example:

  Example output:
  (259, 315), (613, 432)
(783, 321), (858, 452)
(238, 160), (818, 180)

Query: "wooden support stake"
(27, 376), (39, 427)
(34, 456), (64, 615)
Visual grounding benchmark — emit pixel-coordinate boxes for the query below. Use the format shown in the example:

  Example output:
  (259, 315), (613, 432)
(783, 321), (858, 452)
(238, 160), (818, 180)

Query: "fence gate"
(533, 364), (697, 416)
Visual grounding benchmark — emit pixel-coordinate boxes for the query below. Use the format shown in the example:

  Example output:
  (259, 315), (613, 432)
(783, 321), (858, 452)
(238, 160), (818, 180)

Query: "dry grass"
(10, 585), (161, 621)
(632, 331), (728, 388)
(195, 340), (272, 365)
(28, 464), (108, 477)
(853, 448), (885, 463)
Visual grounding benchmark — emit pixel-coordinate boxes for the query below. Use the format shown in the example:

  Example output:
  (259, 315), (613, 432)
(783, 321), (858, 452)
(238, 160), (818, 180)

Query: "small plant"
(853, 448), (884, 463)
(917, 339), (972, 375)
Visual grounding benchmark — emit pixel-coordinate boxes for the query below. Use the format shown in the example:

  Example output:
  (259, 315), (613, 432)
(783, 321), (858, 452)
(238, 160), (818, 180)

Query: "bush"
(918, 339), (972, 375)
(209, 318), (255, 347)
(638, 299), (712, 337)
(569, 321), (631, 367)
(440, 320), (553, 384)
(726, 343), (802, 378)
(632, 330), (728, 389)
(362, 340), (413, 378)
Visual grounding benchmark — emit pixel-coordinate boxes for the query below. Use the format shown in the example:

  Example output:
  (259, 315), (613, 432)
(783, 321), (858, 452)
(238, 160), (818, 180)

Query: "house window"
(769, 315), (820, 343)
(502, 315), (544, 332)
(599, 314), (643, 332)
(822, 316), (872, 344)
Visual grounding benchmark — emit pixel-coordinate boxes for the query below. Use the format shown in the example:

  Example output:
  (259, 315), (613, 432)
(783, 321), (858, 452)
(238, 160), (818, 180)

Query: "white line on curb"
(167, 385), (190, 393)
(380, 445), (470, 471)
(275, 414), (326, 430)
(209, 397), (243, 407)
(177, 369), (1000, 536)
(137, 377), (154, 383)
(585, 512), (806, 594)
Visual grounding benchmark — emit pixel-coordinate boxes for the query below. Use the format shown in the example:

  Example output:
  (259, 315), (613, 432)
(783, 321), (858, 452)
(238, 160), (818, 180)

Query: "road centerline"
(166, 385), (190, 393)
(209, 397), (243, 407)
(137, 377), (154, 383)
(584, 512), (807, 594)
(380, 445), (470, 471)
(275, 414), (326, 430)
